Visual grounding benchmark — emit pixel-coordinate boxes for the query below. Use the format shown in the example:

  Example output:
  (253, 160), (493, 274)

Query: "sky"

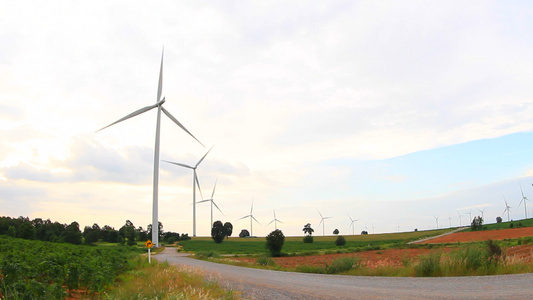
(2, 1), (533, 237)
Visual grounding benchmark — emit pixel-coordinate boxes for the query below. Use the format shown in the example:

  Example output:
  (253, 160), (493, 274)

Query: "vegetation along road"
(155, 248), (533, 299)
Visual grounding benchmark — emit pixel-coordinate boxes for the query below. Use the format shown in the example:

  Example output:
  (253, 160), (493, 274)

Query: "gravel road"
(155, 248), (533, 299)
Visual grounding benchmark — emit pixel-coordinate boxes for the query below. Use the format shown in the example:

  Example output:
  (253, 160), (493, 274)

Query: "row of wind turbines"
(430, 185), (531, 230)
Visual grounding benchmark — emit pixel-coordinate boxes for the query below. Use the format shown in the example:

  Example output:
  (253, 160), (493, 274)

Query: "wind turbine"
(433, 216), (440, 229)
(317, 210), (331, 236)
(348, 215), (358, 235)
(503, 197), (511, 222)
(163, 146), (213, 237)
(465, 209), (472, 225)
(97, 50), (203, 247)
(448, 213), (452, 228)
(267, 207), (283, 230)
(371, 223), (375, 234)
(197, 179), (223, 229)
(457, 212), (463, 227)
(519, 185), (529, 219)
(238, 201), (261, 236)
(477, 208), (486, 221)
(396, 223), (400, 232)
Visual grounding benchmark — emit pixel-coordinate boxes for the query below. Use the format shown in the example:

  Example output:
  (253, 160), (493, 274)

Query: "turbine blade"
(237, 215), (250, 221)
(162, 160), (194, 169)
(196, 146), (214, 167)
(267, 219), (275, 226)
(319, 219), (323, 227)
(97, 103), (158, 132)
(277, 219), (284, 224)
(211, 179), (218, 199)
(195, 172), (204, 200)
(197, 199), (211, 204)
(157, 48), (164, 101)
(161, 107), (204, 147)
(250, 201), (254, 214)
(251, 216), (261, 225)
(317, 210), (323, 218)
(212, 200), (223, 215)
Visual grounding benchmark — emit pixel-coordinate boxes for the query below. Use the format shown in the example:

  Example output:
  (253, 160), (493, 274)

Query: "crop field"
(0, 235), (142, 299)
(179, 228), (452, 254)
(471, 218), (533, 231)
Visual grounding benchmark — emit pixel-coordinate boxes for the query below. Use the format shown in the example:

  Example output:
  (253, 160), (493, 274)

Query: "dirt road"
(155, 248), (533, 299)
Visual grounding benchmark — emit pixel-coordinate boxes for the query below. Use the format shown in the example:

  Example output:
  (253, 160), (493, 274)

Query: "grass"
(104, 257), (240, 299)
(472, 217), (533, 231)
(179, 229), (452, 255)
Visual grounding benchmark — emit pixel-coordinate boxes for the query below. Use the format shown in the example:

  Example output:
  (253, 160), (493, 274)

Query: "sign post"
(145, 240), (154, 263)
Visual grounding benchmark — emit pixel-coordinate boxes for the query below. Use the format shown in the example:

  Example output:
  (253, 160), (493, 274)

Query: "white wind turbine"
(267, 207), (283, 230)
(348, 215), (358, 235)
(238, 201), (261, 236)
(477, 208), (486, 221)
(317, 210), (331, 236)
(97, 50), (203, 247)
(465, 209), (472, 225)
(519, 186), (529, 219)
(197, 179), (223, 230)
(457, 212), (463, 227)
(371, 223), (375, 234)
(433, 216), (440, 229)
(503, 197), (511, 222)
(448, 213), (452, 228)
(163, 146), (213, 237)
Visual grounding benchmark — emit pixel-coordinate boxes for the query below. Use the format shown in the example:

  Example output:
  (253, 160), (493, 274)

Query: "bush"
(266, 229), (285, 257)
(303, 235), (314, 243)
(471, 216), (483, 231)
(325, 257), (359, 274)
(415, 252), (442, 276)
(256, 256), (276, 266)
(239, 229), (250, 238)
(211, 221), (226, 243)
(335, 236), (346, 246)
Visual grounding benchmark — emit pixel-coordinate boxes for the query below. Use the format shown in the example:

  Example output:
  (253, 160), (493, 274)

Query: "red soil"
(420, 227), (533, 244)
(226, 227), (533, 268)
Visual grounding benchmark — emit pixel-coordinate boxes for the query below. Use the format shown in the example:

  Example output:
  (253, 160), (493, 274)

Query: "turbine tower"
(317, 210), (331, 236)
(267, 207), (283, 230)
(348, 214), (358, 235)
(477, 208), (486, 221)
(433, 216), (440, 229)
(97, 49), (203, 247)
(238, 201), (260, 236)
(197, 179), (223, 230)
(519, 186), (529, 219)
(503, 197), (511, 222)
(457, 212), (463, 227)
(163, 146), (213, 236)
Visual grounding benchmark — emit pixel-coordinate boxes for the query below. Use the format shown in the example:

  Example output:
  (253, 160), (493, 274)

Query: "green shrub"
(335, 236), (346, 247)
(325, 257), (360, 274)
(415, 252), (442, 276)
(265, 229), (285, 257)
(256, 256), (276, 266)
(303, 235), (314, 243)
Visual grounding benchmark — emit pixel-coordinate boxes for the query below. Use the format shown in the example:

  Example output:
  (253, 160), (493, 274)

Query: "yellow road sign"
(145, 240), (154, 248)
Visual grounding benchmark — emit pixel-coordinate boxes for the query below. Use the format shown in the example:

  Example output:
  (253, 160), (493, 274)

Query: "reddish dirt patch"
(420, 227), (533, 244)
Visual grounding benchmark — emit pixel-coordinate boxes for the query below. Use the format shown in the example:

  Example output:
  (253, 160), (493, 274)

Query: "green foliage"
(195, 251), (220, 259)
(256, 256), (276, 266)
(303, 235), (314, 243)
(211, 221), (226, 243)
(265, 229), (285, 257)
(496, 216), (502, 223)
(0, 235), (140, 298)
(302, 223), (314, 236)
(415, 252), (442, 276)
(223, 222), (233, 238)
(333, 229), (339, 235)
(470, 216), (483, 231)
(296, 257), (360, 274)
(335, 236), (346, 246)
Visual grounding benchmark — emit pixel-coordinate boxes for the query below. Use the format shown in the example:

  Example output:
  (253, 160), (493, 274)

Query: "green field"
(179, 229), (452, 255)
(471, 217), (533, 231)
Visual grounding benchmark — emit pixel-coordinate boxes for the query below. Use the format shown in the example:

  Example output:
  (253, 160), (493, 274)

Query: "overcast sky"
(2, 1), (533, 237)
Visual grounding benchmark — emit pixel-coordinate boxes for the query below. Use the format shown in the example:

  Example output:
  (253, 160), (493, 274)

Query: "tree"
(83, 225), (99, 245)
(239, 229), (250, 238)
(335, 236), (346, 246)
(302, 223), (314, 236)
(333, 229), (339, 235)
(223, 222), (233, 239)
(496, 216), (502, 223)
(266, 229), (285, 257)
(211, 221), (226, 243)
(361, 230), (368, 235)
(64, 222), (82, 245)
(471, 216), (483, 231)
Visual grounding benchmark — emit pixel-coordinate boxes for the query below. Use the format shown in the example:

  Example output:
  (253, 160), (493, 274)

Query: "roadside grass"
(104, 257), (240, 300)
(180, 229), (452, 255)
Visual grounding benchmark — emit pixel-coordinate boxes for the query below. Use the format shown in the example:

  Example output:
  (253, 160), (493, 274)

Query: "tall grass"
(105, 257), (239, 299)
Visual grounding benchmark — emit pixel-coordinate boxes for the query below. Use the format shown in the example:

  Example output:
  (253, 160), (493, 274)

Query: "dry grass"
(105, 258), (240, 299)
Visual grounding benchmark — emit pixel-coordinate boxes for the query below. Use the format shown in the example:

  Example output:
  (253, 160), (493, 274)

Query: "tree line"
(0, 216), (190, 246)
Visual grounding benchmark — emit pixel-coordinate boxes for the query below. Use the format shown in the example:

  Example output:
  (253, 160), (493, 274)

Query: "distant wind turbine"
(433, 216), (440, 229)
(477, 208), (486, 221)
(448, 213), (452, 228)
(163, 146), (213, 237)
(238, 201), (261, 236)
(97, 49), (203, 247)
(267, 207), (283, 230)
(197, 179), (223, 229)
(519, 185), (529, 219)
(371, 223), (375, 234)
(317, 210), (331, 236)
(457, 212), (463, 227)
(396, 223), (400, 232)
(465, 209), (472, 225)
(503, 197), (511, 222)
(348, 215), (358, 235)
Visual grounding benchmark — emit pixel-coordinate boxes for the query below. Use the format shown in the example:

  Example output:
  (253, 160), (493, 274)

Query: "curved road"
(155, 248), (533, 299)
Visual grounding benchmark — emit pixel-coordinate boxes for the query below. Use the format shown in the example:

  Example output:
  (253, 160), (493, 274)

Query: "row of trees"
(0, 216), (190, 245)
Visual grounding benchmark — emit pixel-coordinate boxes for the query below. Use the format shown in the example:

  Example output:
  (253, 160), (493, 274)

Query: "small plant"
(256, 256), (276, 266)
(335, 236), (346, 246)
(303, 235), (314, 243)
(265, 229), (285, 257)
